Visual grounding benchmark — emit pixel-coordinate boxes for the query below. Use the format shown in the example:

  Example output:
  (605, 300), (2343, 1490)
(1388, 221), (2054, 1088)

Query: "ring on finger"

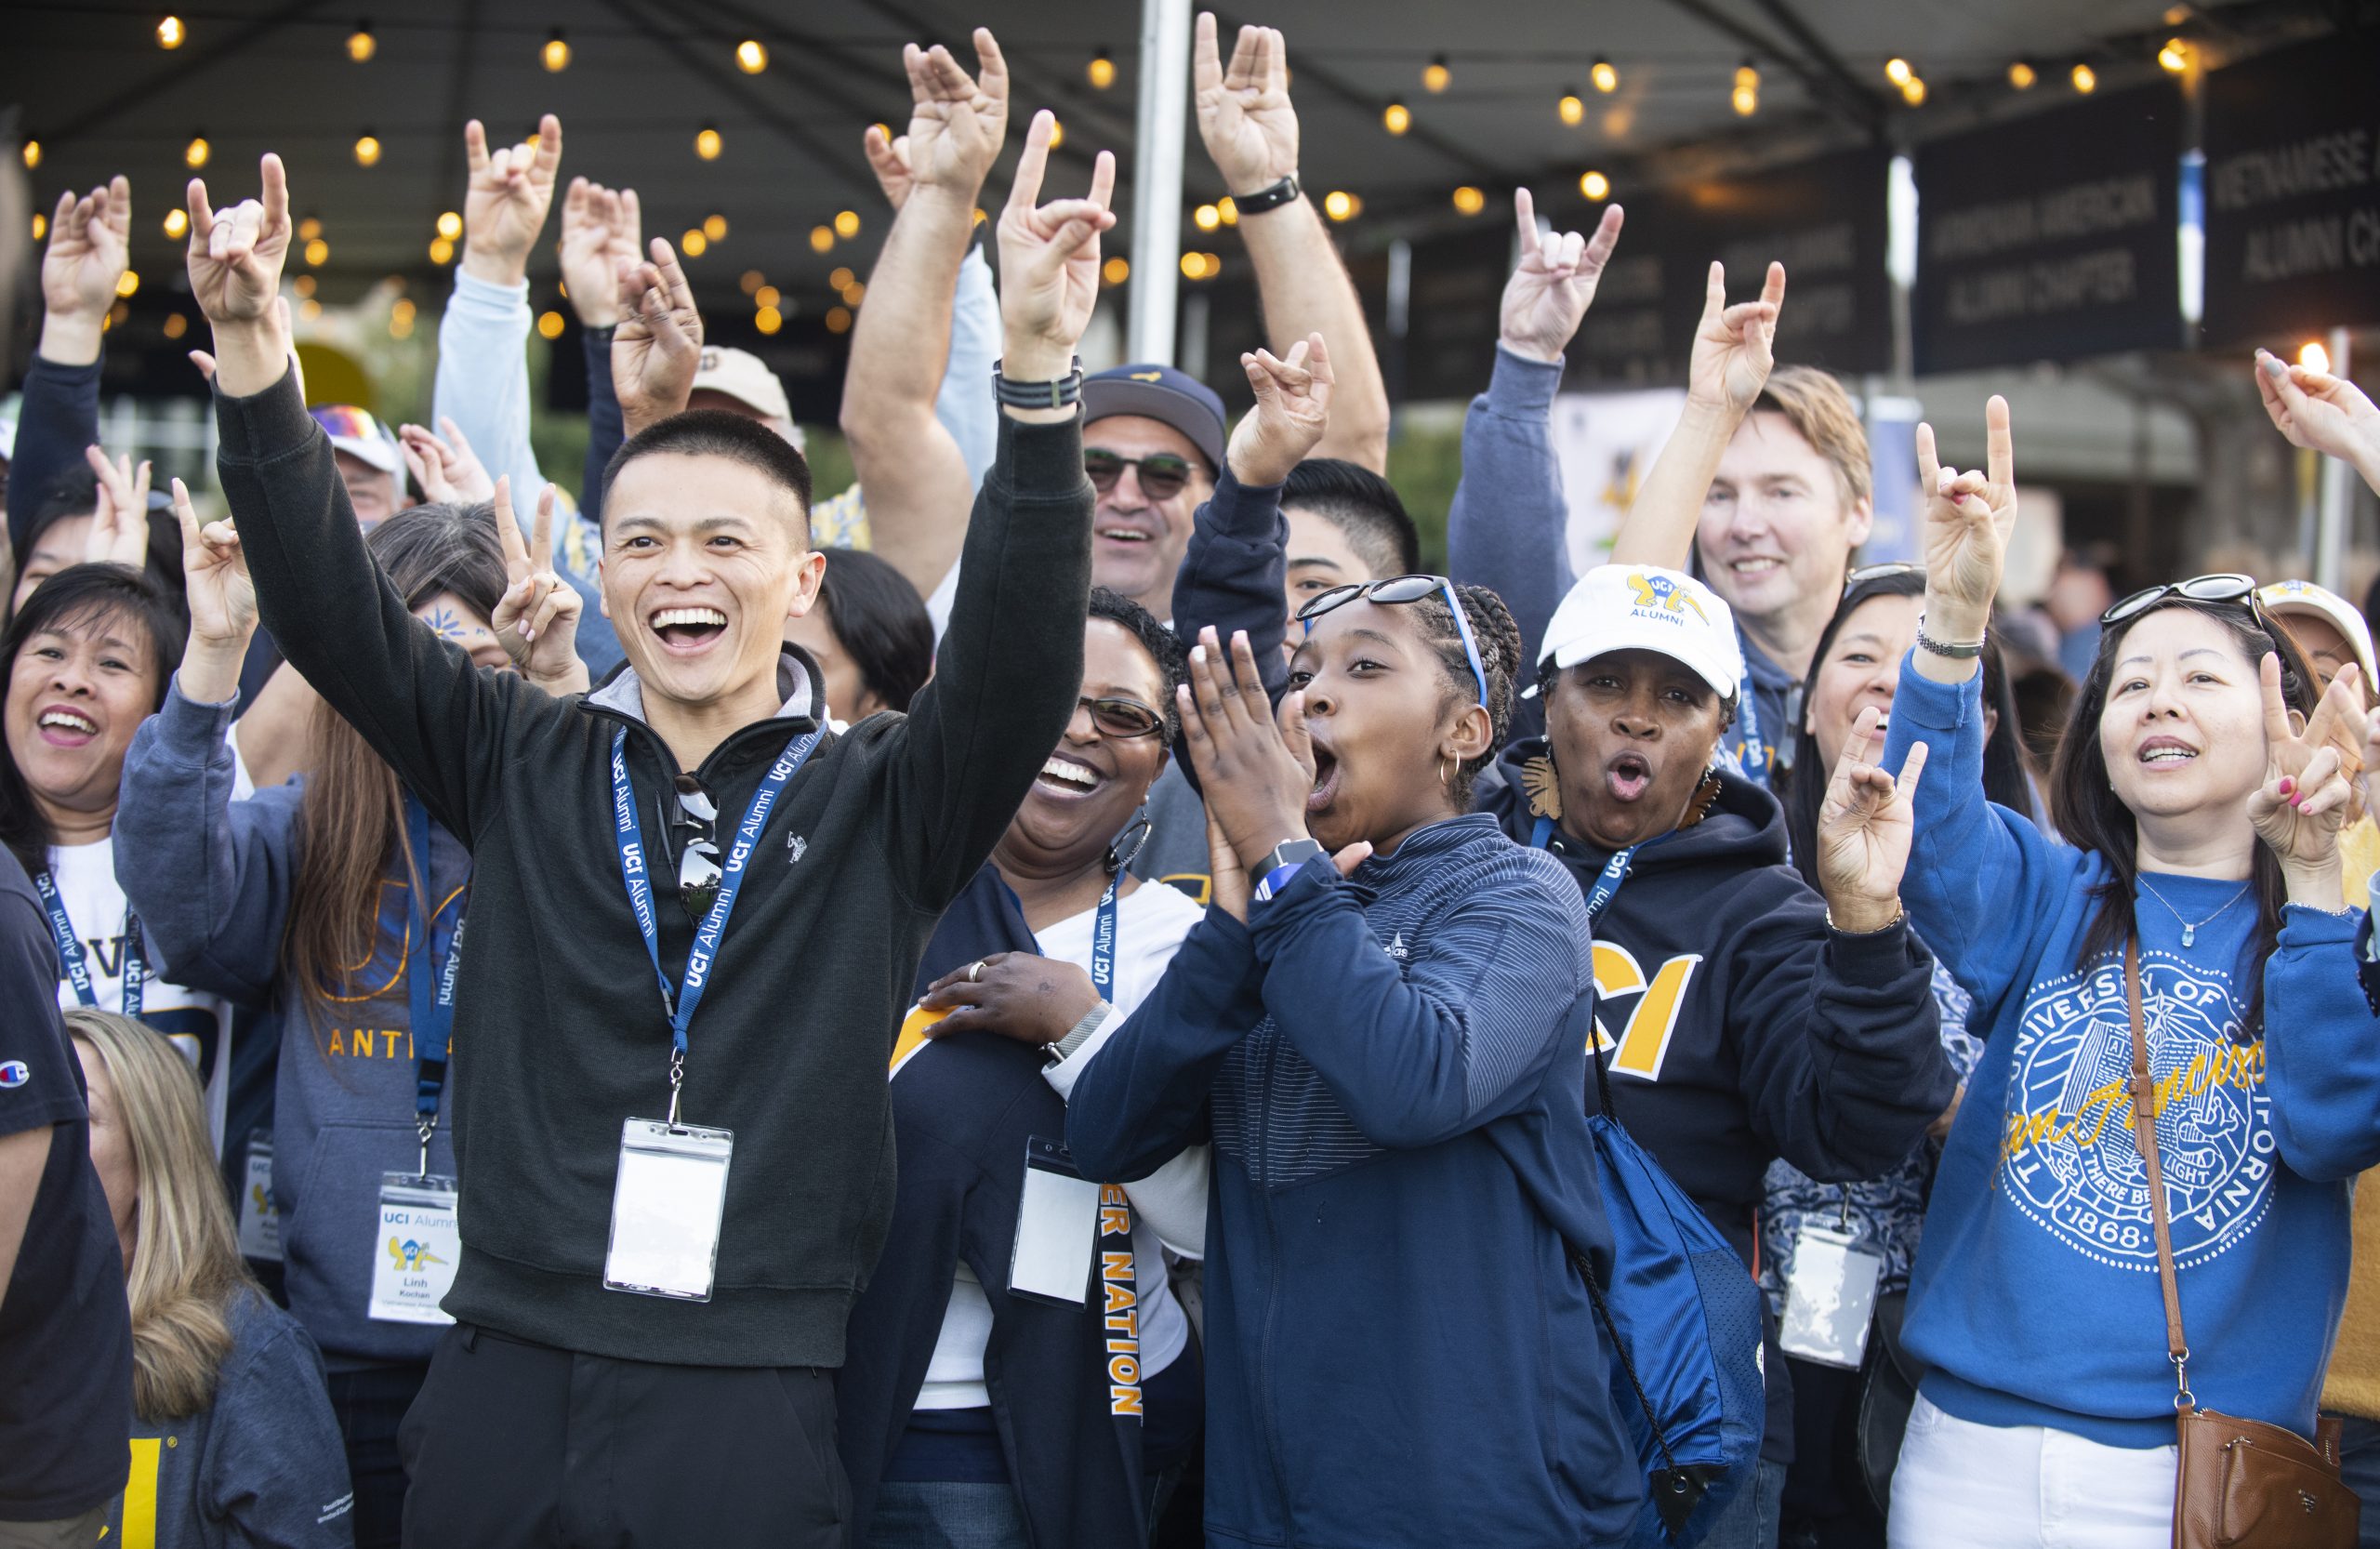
(967, 960), (985, 984)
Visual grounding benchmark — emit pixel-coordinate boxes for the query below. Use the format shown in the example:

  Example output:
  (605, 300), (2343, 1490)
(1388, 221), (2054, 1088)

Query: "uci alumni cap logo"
(1625, 571), (1710, 625)
(0, 1060), (29, 1088)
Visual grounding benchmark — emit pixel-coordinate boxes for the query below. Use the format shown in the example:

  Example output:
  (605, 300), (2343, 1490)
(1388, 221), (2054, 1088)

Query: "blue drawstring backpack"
(1568, 1015), (1766, 1547)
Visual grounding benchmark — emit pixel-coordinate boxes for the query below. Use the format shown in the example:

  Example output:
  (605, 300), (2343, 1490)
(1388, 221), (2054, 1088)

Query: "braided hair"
(1406, 582), (1525, 802)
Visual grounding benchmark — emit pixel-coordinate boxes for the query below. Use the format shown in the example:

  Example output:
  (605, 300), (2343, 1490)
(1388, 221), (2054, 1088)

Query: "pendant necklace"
(2136, 874), (2250, 948)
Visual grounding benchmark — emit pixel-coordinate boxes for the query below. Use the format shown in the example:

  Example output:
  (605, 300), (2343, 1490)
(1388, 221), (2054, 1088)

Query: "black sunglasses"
(1077, 695), (1166, 741)
(1295, 574), (1490, 707)
(2101, 573), (2258, 628)
(670, 774), (722, 919)
(1084, 449), (1195, 501)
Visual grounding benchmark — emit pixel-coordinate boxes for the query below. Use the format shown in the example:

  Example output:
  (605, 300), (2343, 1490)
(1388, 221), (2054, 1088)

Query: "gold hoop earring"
(1441, 752), (1455, 789)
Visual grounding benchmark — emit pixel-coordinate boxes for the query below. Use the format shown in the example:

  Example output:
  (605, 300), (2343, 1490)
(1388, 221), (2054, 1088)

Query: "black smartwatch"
(1232, 172), (1302, 216)
(1252, 838), (1326, 901)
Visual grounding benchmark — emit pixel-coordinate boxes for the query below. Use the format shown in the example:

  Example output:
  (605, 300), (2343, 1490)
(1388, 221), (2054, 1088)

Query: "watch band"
(1914, 614), (1986, 660)
(992, 356), (1085, 410)
(1231, 172), (1302, 215)
(1252, 838), (1326, 902)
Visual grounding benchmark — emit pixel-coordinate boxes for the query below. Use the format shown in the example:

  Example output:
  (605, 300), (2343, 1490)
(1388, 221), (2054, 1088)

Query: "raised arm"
(431, 116), (564, 501)
(840, 30), (1010, 601)
(559, 179), (640, 538)
(191, 154), (550, 842)
(1192, 14), (1387, 471)
(1606, 259), (1786, 569)
(2256, 348), (2380, 499)
(876, 113), (1106, 908)
(8, 177), (126, 557)
(1447, 189), (1624, 689)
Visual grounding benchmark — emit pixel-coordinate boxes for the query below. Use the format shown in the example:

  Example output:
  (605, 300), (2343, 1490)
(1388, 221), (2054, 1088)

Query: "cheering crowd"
(7, 15), (2380, 1549)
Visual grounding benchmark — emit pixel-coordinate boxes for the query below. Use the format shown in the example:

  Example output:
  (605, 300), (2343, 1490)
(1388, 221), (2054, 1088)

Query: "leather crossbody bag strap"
(2123, 937), (2195, 1409)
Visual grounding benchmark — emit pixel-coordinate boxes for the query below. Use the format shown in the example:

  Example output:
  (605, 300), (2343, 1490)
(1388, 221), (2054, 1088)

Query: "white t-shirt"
(913, 879), (1210, 1410)
(46, 840), (236, 1154)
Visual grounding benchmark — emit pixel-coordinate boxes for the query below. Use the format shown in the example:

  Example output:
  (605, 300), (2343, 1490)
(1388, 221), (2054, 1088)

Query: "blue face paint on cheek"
(424, 605), (468, 642)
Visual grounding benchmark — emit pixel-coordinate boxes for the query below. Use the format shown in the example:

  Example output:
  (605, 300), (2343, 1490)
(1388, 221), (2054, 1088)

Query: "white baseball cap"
(1539, 563), (1745, 701)
(692, 346), (793, 425)
(2258, 578), (2378, 691)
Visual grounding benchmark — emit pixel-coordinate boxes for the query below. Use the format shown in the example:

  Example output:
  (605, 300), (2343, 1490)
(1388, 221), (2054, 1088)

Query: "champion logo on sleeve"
(0, 1060), (28, 1088)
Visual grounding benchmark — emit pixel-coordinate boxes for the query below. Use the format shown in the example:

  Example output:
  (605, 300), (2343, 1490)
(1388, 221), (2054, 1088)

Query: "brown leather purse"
(2123, 939), (2360, 1548)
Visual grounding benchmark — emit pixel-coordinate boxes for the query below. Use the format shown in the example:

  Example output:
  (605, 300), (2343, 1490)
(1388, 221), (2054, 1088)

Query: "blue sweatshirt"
(1068, 814), (1639, 1547)
(1884, 661), (2380, 1446)
(117, 685), (469, 1370)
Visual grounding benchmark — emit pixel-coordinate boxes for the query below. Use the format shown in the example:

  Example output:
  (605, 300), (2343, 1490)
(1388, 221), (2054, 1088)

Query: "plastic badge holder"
(603, 1119), (734, 1302)
(1009, 1135), (1100, 1307)
(1778, 1223), (1883, 1370)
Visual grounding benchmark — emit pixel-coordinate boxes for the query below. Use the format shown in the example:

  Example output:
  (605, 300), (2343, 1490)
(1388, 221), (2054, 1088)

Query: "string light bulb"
(346, 21), (375, 60)
(543, 29), (570, 72)
(1194, 204), (1222, 232)
(2070, 62), (2096, 92)
(810, 225), (834, 254)
(435, 210), (462, 240)
(826, 307), (853, 335)
(1102, 256), (1130, 285)
(834, 209), (860, 238)
(304, 238), (328, 266)
(536, 311), (566, 339)
(164, 312), (188, 339)
(163, 208), (188, 238)
(1383, 101), (1410, 135)
(354, 133), (381, 166)
(2008, 60), (2037, 89)
(840, 279), (866, 306)
(158, 15), (185, 48)
(1592, 57), (1619, 93)
(117, 270), (140, 298)
(1088, 46), (1116, 88)
(681, 229), (708, 257)
(429, 236), (455, 264)
(1900, 74), (1926, 105)
(1884, 57), (1911, 86)
(1423, 54), (1450, 94)
(31, 213), (46, 242)
(2300, 340), (2331, 374)
(754, 306), (783, 336)
(1557, 90), (1584, 126)
(826, 268), (853, 291)
(293, 274), (315, 298)
(736, 38), (767, 73)
(185, 134), (210, 168)
(1451, 185), (1485, 216)
(704, 214), (728, 242)
(298, 217), (323, 241)
(1732, 60), (1760, 115)
(695, 126), (722, 160)
(740, 270), (765, 295)
(1322, 190), (1359, 221)
(1580, 169), (1610, 200)
(21, 141), (38, 170)
(1217, 196), (1237, 226)
(754, 285), (780, 310)
(2158, 37), (2188, 73)
(390, 298), (416, 338)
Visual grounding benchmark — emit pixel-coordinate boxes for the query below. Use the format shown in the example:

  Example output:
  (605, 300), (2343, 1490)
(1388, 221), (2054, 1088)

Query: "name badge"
(604, 1119), (734, 1302)
(237, 1134), (282, 1264)
(370, 1172), (460, 1324)
(1010, 1136), (1100, 1307)
(1778, 1223), (1883, 1370)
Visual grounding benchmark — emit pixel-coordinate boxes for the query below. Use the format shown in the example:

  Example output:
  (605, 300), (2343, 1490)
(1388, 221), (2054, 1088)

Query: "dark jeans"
(1701, 1457), (1789, 1549)
(327, 1361), (430, 1549)
(397, 1323), (850, 1548)
(2331, 1412), (2380, 1549)
(1778, 1356), (1887, 1549)
(867, 1481), (1025, 1549)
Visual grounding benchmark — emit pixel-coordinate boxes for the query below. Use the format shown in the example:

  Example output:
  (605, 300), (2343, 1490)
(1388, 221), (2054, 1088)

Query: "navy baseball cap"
(1081, 364), (1226, 475)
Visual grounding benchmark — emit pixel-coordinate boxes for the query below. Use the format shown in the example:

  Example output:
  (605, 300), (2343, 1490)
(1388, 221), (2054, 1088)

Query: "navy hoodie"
(117, 684), (469, 1370)
(1479, 741), (1955, 1461)
(1068, 814), (1639, 1548)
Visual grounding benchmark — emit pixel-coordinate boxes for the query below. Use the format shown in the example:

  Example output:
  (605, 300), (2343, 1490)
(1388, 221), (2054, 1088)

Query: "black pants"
(1777, 1356), (1884, 1549)
(397, 1323), (851, 1548)
(328, 1361), (430, 1549)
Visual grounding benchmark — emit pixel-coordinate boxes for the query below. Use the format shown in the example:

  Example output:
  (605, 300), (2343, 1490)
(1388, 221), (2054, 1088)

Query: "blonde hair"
(67, 1010), (250, 1422)
(1754, 365), (1872, 510)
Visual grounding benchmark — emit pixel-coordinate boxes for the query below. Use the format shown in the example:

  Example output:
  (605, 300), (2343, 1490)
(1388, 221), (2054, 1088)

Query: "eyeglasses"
(1084, 449), (1195, 502)
(1295, 574), (1490, 708)
(1077, 695), (1166, 740)
(670, 774), (722, 918)
(2101, 573), (2258, 628)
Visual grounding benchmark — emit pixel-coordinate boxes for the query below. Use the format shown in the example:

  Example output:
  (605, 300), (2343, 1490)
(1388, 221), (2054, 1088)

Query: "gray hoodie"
(119, 686), (468, 1370)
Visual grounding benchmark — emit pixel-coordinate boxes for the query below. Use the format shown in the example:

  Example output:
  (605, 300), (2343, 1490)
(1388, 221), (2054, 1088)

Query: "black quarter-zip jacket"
(213, 371), (1091, 1368)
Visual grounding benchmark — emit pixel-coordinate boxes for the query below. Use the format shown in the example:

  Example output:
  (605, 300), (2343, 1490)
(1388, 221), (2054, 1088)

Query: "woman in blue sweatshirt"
(115, 484), (586, 1549)
(1877, 399), (2380, 1545)
(1068, 581), (1641, 1549)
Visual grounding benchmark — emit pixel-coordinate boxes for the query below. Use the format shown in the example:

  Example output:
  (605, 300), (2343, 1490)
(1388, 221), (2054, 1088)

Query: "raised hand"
(462, 115), (563, 286)
(397, 417), (496, 505)
(918, 953), (1101, 1045)
(900, 28), (1010, 202)
(1499, 190), (1625, 364)
(996, 112), (1115, 382)
(2256, 350), (2380, 494)
(1915, 395), (2016, 642)
(1686, 258), (1788, 417)
(1227, 333), (1334, 487)
(186, 154), (291, 330)
(1194, 13), (1297, 194)
(863, 126), (916, 211)
(2252, 653), (2359, 883)
(613, 238), (704, 436)
(171, 476), (255, 647)
(487, 475), (585, 691)
(558, 178), (640, 328)
(41, 175), (131, 364)
(1177, 628), (1321, 875)
(82, 445), (152, 571)
(1814, 706), (1926, 932)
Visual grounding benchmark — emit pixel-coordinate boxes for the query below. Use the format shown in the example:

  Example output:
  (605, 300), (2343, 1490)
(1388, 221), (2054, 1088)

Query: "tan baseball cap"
(691, 346), (793, 425)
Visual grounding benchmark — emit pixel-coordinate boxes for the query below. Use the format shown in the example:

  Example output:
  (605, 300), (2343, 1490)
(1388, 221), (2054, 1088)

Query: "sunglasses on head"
(1077, 695), (1166, 741)
(1084, 449), (1195, 502)
(1295, 574), (1490, 708)
(2101, 574), (2259, 628)
(1844, 561), (1925, 590)
(670, 774), (723, 918)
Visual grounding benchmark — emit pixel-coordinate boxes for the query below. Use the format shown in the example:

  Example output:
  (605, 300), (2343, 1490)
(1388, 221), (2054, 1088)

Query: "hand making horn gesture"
(1498, 188), (1626, 365)
(613, 237), (703, 437)
(80, 445), (153, 572)
(462, 114), (564, 286)
(995, 111), (1115, 386)
(1815, 705), (1927, 934)
(1686, 258), (1788, 417)
(488, 475), (585, 694)
(1228, 333), (1335, 488)
(1914, 395), (2017, 658)
(184, 153), (294, 397)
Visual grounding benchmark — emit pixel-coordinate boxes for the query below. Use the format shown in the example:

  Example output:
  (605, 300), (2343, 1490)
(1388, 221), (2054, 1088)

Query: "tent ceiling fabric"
(0, 0), (2287, 311)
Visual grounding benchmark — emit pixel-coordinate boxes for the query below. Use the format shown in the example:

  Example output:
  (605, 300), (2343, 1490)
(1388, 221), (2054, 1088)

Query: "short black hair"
(601, 409), (813, 542)
(1281, 458), (1420, 579)
(1087, 586), (1186, 744)
(816, 549), (933, 715)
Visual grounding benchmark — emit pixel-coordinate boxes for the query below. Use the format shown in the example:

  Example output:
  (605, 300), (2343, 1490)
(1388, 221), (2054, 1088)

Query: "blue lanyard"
(1530, 816), (1663, 922)
(1086, 875), (1120, 1004)
(1734, 655), (1769, 786)
(33, 865), (142, 1018)
(611, 727), (819, 1111)
(403, 798), (466, 1159)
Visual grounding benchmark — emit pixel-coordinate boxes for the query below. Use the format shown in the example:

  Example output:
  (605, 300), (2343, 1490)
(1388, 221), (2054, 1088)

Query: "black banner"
(1913, 82), (2183, 372)
(2201, 32), (2380, 344)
